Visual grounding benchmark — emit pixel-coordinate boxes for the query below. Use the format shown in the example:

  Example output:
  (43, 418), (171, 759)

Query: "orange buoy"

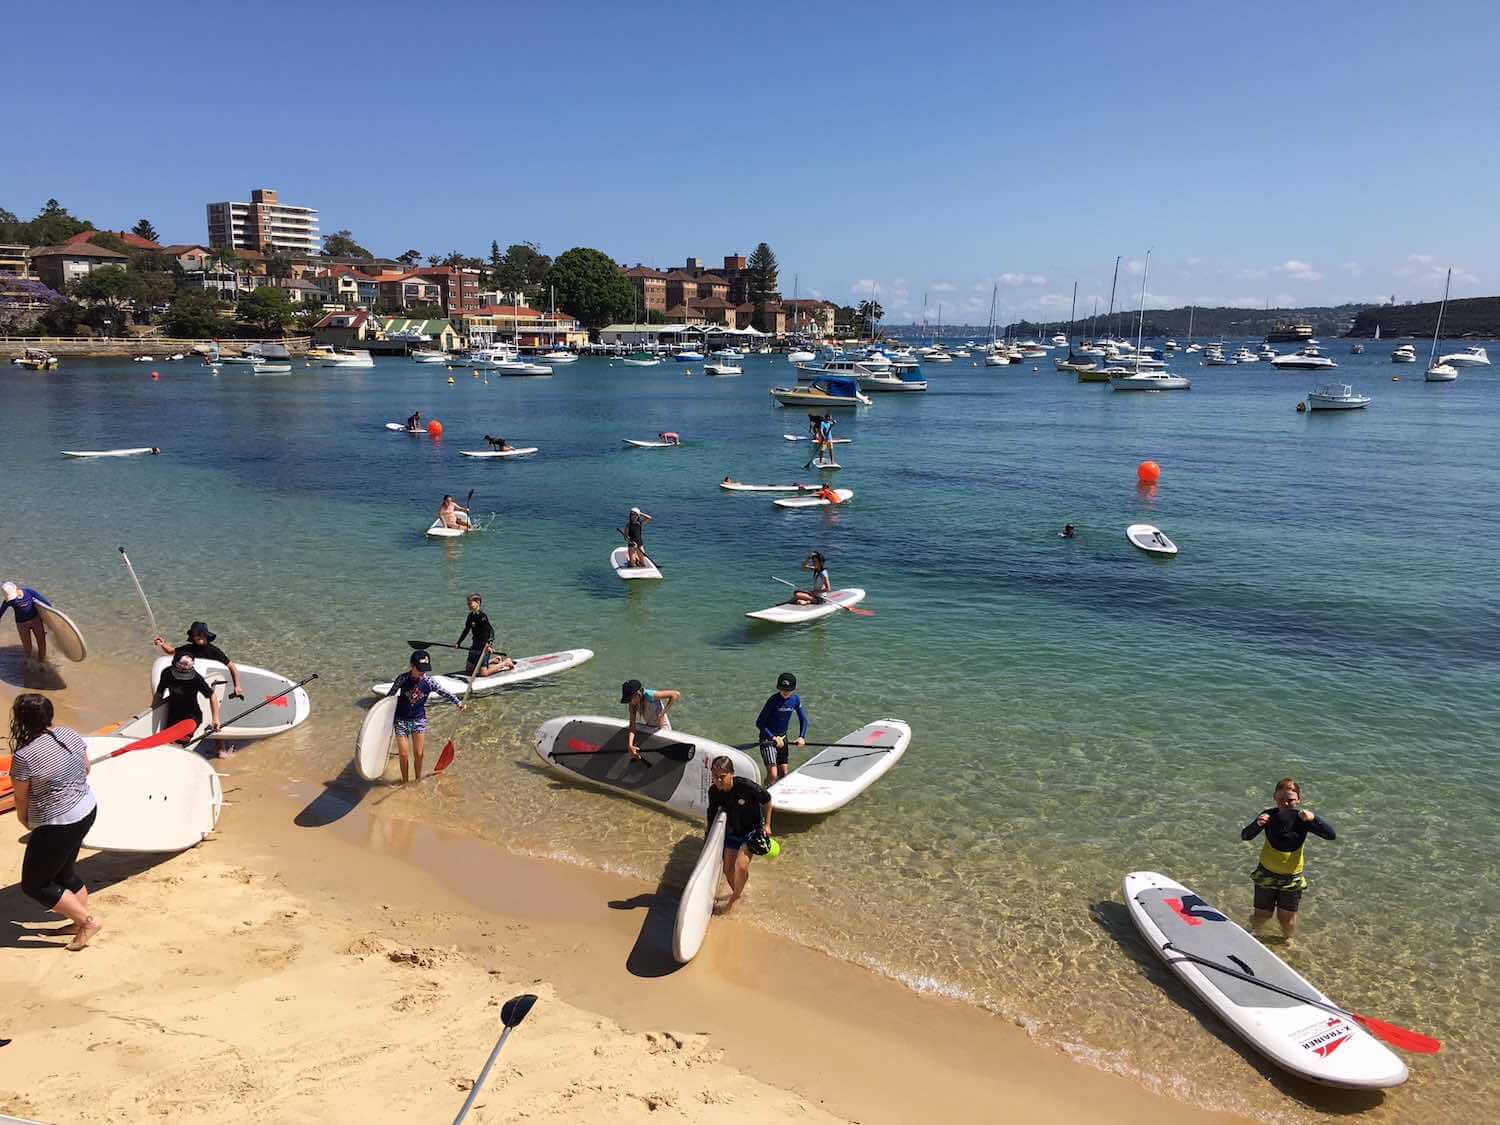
(427, 419), (443, 438)
(150, 370), (160, 380)
(1137, 460), (1161, 485)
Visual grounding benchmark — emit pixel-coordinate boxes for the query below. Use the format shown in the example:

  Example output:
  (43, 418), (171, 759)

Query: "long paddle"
(617, 527), (656, 571)
(435, 643), (488, 775)
(550, 742), (695, 763)
(735, 738), (891, 753)
(1161, 942), (1441, 1054)
(118, 546), (159, 637)
(87, 719), (199, 763)
(180, 673), (318, 750)
(771, 575), (873, 616)
(452, 994), (538, 1124)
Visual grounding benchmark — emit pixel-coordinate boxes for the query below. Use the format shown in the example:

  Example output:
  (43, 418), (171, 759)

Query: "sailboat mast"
(1428, 268), (1450, 366)
(1106, 256), (1120, 341)
(1186, 304), (1194, 345)
(1135, 251), (1151, 367)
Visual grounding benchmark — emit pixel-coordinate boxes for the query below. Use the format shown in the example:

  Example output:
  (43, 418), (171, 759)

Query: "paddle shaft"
(183, 673), (317, 749)
(118, 547), (159, 636)
(617, 528), (655, 569)
(770, 575), (871, 614)
(452, 1024), (516, 1125)
(550, 744), (693, 762)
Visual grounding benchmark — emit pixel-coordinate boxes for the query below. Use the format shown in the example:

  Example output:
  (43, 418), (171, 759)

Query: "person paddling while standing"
(152, 651), (222, 744)
(9, 694), (102, 950)
(754, 672), (807, 783)
(153, 621), (244, 699)
(384, 650), (465, 782)
(815, 413), (837, 466)
(708, 755), (771, 916)
(1, 580), (52, 664)
(790, 551), (831, 605)
(457, 594), (513, 678)
(1241, 776), (1335, 941)
(624, 506), (653, 568)
(621, 678), (679, 762)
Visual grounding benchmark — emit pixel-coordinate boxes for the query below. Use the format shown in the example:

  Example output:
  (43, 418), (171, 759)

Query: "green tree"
(127, 271), (176, 322)
(237, 286), (296, 334)
(131, 218), (159, 243)
(165, 291), (229, 338)
(321, 229), (372, 258)
(855, 299), (884, 337)
(30, 199), (94, 246)
(264, 251), (294, 280)
(72, 265), (134, 327)
(36, 299), (92, 335)
(747, 242), (779, 330)
(397, 248), (423, 267)
(495, 242), (551, 299)
(0, 207), (17, 225)
(543, 247), (634, 329)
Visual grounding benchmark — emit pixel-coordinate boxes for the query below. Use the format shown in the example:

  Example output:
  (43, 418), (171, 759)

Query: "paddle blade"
(434, 740), (455, 774)
(1352, 1013), (1442, 1054)
(109, 719), (198, 757)
(843, 606), (875, 616)
(500, 993), (537, 1028)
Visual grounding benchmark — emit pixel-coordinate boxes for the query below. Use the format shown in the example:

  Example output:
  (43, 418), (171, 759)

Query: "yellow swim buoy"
(447, 376), (455, 384)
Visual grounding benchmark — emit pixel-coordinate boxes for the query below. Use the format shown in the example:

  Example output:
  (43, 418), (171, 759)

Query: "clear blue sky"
(7, 1), (1495, 322)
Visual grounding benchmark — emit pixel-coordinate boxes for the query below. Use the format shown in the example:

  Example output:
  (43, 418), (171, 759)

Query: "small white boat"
(1438, 345), (1489, 367)
(322, 348), (375, 368)
(673, 349), (705, 362)
(1391, 344), (1418, 363)
(984, 351), (1011, 366)
(1270, 345), (1337, 371)
(251, 361), (293, 374)
(1110, 372), (1191, 391)
(411, 350), (448, 363)
(924, 349), (954, 363)
(773, 488), (853, 509)
(787, 349), (816, 363)
(770, 377), (871, 408)
(619, 351), (661, 367)
(703, 362), (743, 376)
(497, 360), (553, 376)
(1126, 523), (1177, 556)
(610, 545), (661, 580)
(1050, 333), (1069, 347)
(219, 355), (259, 366)
(1424, 269), (1459, 383)
(858, 369), (927, 392)
(1258, 344), (1278, 360)
(540, 350), (577, 363)
(1233, 348), (1258, 363)
(1306, 383), (1371, 410)
(61, 447), (160, 458)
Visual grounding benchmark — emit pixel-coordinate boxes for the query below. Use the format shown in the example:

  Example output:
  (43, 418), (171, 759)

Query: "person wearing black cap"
(151, 651), (221, 742)
(383, 650), (465, 782)
(153, 622), (243, 699)
(620, 678), (679, 762)
(754, 672), (807, 782)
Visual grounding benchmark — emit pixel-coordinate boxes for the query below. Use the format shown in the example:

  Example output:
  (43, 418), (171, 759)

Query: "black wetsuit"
(458, 610), (495, 673)
(155, 668), (213, 730)
(707, 776), (771, 850)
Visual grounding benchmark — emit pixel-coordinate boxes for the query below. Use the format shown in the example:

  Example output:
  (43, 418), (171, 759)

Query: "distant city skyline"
(6, 1), (1494, 323)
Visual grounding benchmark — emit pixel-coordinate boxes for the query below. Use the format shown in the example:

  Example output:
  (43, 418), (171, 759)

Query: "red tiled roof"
(663, 270), (699, 282)
(65, 229), (162, 250)
(687, 296), (736, 309)
(314, 309), (369, 329)
(28, 242), (129, 260)
(697, 273), (728, 287)
(161, 243), (212, 256)
(623, 266), (667, 279)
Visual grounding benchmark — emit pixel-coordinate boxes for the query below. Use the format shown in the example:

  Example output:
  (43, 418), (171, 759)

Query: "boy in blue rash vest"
(754, 672), (807, 782)
(1, 581), (52, 664)
(384, 650), (465, 783)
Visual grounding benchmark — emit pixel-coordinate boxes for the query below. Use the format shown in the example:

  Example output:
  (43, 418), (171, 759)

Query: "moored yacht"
(1437, 345), (1489, 367)
(1270, 344), (1337, 371)
(321, 348), (374, 368)
(1391, 344), (1418, 363)
(1110, 371), (1191, 391)
(1306, 382), (1371, 410)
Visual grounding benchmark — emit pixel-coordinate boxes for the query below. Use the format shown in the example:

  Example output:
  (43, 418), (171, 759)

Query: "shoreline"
(1, 657), (1245, 1124)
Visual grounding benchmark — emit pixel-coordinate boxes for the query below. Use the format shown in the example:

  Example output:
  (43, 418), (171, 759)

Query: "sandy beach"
(0, 660), (1246, 1125)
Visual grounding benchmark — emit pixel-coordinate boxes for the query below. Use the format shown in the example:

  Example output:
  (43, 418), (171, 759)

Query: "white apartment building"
(206, 187), (320, 256)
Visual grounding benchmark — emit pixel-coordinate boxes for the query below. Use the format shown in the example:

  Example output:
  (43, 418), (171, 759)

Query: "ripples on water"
(5, 348), (1498, 1121)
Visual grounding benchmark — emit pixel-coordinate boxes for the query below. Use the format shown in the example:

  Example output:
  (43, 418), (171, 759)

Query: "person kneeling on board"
(624, 506), (653, 568)
(384, 650), (465, 782)
(483, 435), (514, 452)
(791, 551), (831, 605)
(1, 580), (52, 664)
(154, 652), (221, 745)
(457, 594), (512, 677)
(621, 679), (679, 763)
(816, 484), (843, 505)
(1241, 776), (1335, 941)
(406, 410), (422, 433)
(708, 755), (772, 916)
(154, 621), (244, 699)
(754, 672), (807, 783)
(658, 431), (680, 446)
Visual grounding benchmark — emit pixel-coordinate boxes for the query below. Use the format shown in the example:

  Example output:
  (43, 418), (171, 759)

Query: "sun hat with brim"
(1, 582), (18, 602)
(187, 621), (216, 642)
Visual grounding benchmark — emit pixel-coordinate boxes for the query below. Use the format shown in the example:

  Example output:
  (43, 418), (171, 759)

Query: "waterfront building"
(458, 305), (586, 349)
(311, 308), (376, 348)
(623, 266), (668, 314)
(206, 187), (320, 255)
(380, 317), (463, 351)
(26, 242), (129, 291)
(781, 298), (835, 336)
(0, 244), (30, 278)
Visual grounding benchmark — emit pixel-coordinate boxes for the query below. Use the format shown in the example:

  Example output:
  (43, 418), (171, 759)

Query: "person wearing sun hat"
(0, 580), (53, 664)
(153, 621), (243, 699)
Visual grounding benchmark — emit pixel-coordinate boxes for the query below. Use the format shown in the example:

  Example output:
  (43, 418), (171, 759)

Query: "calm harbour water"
(4, 343), (1497, 1122)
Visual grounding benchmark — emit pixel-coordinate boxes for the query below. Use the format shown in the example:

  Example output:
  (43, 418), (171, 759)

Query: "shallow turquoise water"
(4, 347), (1497, 1121)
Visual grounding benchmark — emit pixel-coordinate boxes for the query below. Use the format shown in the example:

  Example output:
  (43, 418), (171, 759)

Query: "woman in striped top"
(10, 693), (101, 950)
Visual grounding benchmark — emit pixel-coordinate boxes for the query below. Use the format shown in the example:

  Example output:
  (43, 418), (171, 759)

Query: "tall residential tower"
(206, 188), (319, 255)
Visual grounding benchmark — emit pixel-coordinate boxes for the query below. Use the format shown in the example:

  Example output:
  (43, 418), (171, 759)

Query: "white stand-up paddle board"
(773, 488), (853, 509)
(745, 588), (866, 623)
(1126, 523), (1177, 556)
(783, 435), (851, 444)
(60, 448), (159, 458)
(356, 695), (398, 781)
(386, 422), (423, 433)
(37, 603), (88, 662)
(771, 719), (910, 814)
(83, 747), (222, 852)
(719, 481), (820, 493)
(673, 812), (727, 963)
(611, 546), (662, 580)
(459, 447), (538, 458)
(533, 717), (759, 820)
(808, 461), (842, 471)
(623, 438), (681, 449)
(370, 648), (593, 698)
(133, 656), (310, 741)
(426, 518), (468, 538)
(1123, 871), (1408, 1089)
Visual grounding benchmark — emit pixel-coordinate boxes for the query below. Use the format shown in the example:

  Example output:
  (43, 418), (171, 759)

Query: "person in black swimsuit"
(457, 594), (512, 678)
(152, 652), (221, 742)
(706, 755), (771, 915)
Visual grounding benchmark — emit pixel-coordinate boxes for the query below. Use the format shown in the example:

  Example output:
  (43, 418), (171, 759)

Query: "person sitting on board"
(406, 410), (422, 433)
(791, 551), (831, 605)
(384, 650), (465, 783)
(1, 580), (52, 664)
(707, 755), (772, 916)
(625, 506), (652, 567)
(1061, 523), (1076, 539)
(620, 678), (679, 763)
(816, 484), (843, 505)
(754, 672), (807, 783)
(153, 651), (221, 746)
(8, 693), (102, 950)
(1241, 776), (1335, 941)
(658, 431), (680, 446)
(153, 621), (244, 699)
(457, 593), (513, 677)
(438, 494), (472, 530)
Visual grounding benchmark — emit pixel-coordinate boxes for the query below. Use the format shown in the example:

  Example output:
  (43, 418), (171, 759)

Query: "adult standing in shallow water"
(154, 621), (244, 700)
(707, 754), (772, 915)
(9, 694), (101, 950)
(1241, 776), (1335, 941)
(1, 580), (52, 664)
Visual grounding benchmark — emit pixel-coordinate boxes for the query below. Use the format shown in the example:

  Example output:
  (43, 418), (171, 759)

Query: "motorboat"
(796, 356), (890, 381)
(321, 348), (375, 368)
(1163, 338), (1178, 351)
(1055, 357), (1097, 373)
(709, 348), (742, 360)
(219, 354), (260, 365)
(13, 347), (58, 370)
(787, 349), (816, 363)
(703, 362), (743, 376)
(496, 360), (553, 376)
(1257, 344), (1278, 360)
(769, 376), (872, 407)
(1391, 344), (1418, 363)
(1202, 347), (1237, 366)
(251, 361), (293, 374)
(1306, 383), (1371, 410)
(619, 351), (661, 367)
(1233, 347), (1258, 363)
(1110, 371), (1191, 391)
(1114, 354), (1166, 370)
(1270, 344), (1337, 371)
(540, 349), (578, 364)
(1019, 341), (1048, 358)
(461, 344), (518, 369)
(985, 350), (1012, 366)
(1438, 345), (1489, 367)
(857, 368), (927, 392)
(1050, 333), (1068, 347)
(1184, 342), (1202, 353)
(925, 349), (954, 363)
(951, 348), (972, 358)
(673, 349), (705, 362)
(411, 349), (448, 363)
(888, 357), (924, 380)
